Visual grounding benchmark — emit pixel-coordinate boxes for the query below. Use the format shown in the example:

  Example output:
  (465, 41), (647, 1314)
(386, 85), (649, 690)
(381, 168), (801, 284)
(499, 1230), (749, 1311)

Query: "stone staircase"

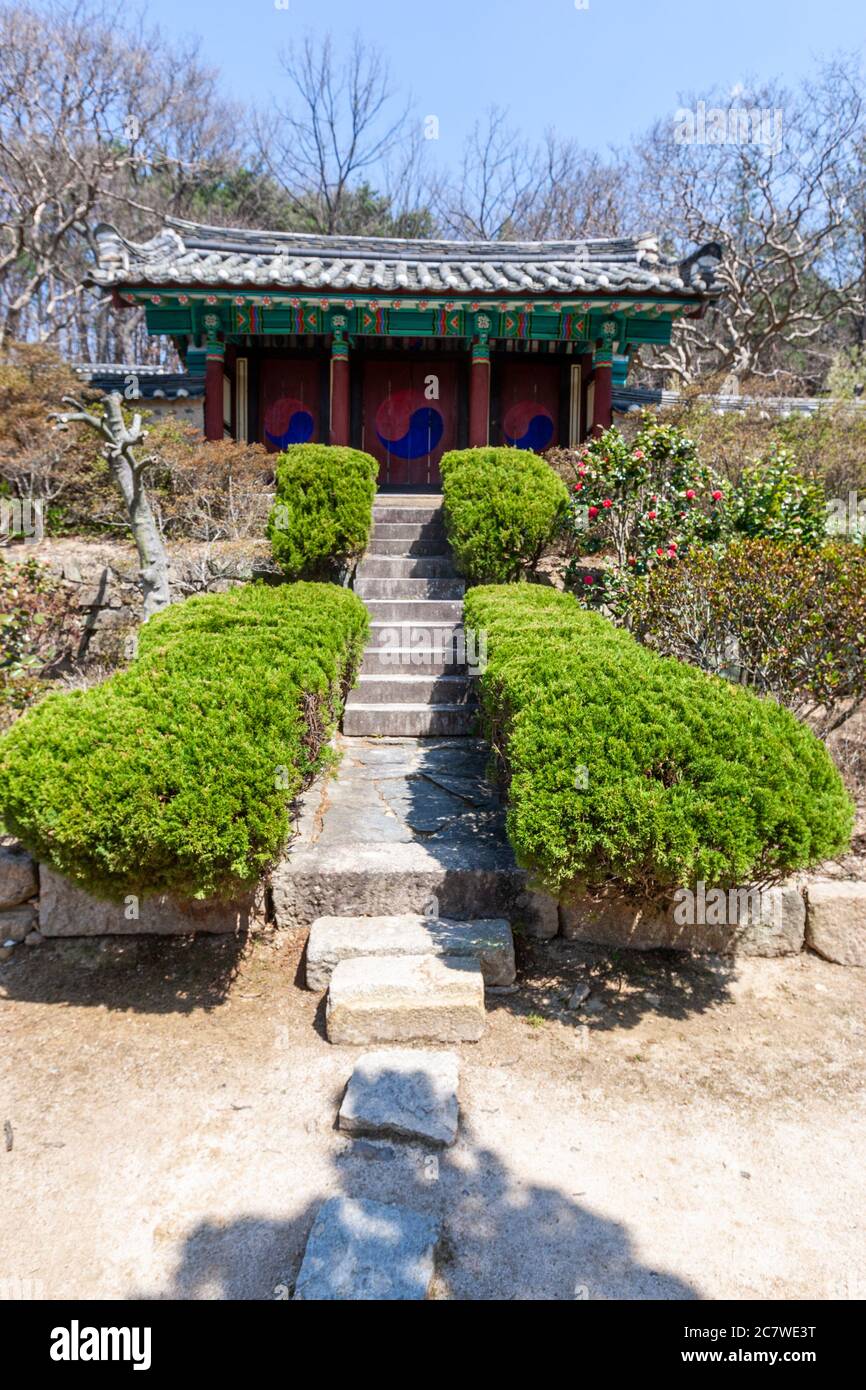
(343, 498), (476, 737)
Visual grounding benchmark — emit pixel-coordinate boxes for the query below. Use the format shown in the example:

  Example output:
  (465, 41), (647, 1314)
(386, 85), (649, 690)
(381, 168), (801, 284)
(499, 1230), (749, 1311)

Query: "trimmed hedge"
(464, 584), (853, 895)
(0, 583), (368, 900)
(267, 444), (379, 579)
(441, 447), (569, 583)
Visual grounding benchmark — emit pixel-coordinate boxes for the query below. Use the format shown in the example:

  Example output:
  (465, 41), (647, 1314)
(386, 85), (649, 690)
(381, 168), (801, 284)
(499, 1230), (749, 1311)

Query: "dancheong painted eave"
(88, 217), (723, 304)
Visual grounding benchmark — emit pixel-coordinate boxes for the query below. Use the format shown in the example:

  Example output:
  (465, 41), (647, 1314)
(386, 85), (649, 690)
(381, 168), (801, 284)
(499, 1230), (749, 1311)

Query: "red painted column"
(330, 336), (350, 445)
(204, 343), (225, 441)
(469, 339), (490, 447)
(592, 352), (613, 436)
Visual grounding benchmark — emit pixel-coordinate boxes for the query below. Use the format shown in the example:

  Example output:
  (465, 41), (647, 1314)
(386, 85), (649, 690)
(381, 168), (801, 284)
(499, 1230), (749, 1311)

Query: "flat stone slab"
(294, 1196), (439, 1300)
(326, 953), (486, 1045)
(339, 1048), (460, 1145)
(306, 914), (514, 991)
(806, 879), (866, 966)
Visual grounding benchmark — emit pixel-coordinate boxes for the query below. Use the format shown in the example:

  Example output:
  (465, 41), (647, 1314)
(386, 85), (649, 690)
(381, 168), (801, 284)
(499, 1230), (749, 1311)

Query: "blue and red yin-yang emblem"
(376, 390), (443, 459)
(503, 400), (554, 451)
(264, 396), (316, 449)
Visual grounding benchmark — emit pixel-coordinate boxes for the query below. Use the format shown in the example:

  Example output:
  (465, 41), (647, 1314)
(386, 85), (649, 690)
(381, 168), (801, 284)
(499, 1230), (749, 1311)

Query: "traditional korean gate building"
(91, 220), (720, 489)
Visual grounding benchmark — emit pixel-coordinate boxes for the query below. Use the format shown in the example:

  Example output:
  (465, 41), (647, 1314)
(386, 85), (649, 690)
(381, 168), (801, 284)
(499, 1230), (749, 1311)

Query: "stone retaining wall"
(1, 846), (863, 968)
(8, 537), (276, 662)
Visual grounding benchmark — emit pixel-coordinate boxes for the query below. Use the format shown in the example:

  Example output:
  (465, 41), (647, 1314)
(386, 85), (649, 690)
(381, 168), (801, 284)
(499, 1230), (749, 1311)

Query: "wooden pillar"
(469, 338), (490, 447)
(204, 341), (225, 441)
(330, 334), (350, 446)
(591, 350), (613, 436)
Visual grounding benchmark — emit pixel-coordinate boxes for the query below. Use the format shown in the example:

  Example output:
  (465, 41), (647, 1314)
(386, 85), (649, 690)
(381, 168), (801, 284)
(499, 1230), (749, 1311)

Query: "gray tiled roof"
(90, 218), (721, 299)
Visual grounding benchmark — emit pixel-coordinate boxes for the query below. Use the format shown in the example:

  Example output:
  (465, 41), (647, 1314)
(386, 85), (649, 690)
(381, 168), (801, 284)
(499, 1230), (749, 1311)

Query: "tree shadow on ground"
(504, 934), (737, 1035)
(141, 1072), (699, 1301)
(0, 931), (247, 1014)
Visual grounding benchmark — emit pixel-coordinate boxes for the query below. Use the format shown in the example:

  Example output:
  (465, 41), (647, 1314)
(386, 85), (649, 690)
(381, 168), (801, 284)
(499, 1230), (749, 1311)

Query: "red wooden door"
(362, 359), (457, 487)
(259, 358), (321, 453)
(495, 361), (560, 452)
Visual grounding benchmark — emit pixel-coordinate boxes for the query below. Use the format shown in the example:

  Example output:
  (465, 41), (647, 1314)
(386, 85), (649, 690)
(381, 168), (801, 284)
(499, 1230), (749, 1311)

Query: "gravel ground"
(1, 928), (865, 1301)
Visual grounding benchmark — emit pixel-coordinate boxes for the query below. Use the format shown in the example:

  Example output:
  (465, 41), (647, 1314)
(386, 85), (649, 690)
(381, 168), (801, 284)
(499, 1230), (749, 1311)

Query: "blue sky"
(145, 0), (864, 170)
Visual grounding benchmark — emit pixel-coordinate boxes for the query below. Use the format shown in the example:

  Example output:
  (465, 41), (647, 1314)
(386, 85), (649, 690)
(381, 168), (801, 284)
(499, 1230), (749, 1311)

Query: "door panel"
(259, 358), (321, 453)
(494, 361), (560, 451)
(363, 359), (457, 486)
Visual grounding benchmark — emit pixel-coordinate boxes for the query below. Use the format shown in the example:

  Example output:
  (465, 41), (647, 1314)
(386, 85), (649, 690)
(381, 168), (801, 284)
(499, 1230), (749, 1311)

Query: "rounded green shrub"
(441, 446), (569, 583)
(0, 583), (368, 900)
(464, 584), (853, 896)
(267, 444), (379, 580)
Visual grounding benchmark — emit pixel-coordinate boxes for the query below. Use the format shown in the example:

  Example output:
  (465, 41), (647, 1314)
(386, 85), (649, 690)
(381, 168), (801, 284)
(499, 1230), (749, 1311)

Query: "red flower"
(686, 489), (695, 500)
(668, 541), (678, 552)
(712, 489), (722, 501)
(588, 505), (599, 519)
(656, 547), (664, 556)
(627, 555), (636, 565)
(647, 510), (657, 520)
(573, 483), (583, 492)
(583, 574), (594, 585)
(577, 465), (587, 475)
(601, 498), (612, 509)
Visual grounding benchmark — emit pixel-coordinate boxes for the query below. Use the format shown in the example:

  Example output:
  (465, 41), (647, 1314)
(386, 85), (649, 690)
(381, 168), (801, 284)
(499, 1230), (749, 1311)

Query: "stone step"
(372, 505), (443, 524)
(338, 1048), (460, 1146)
(326, 953), (486, 1045)
(356, 555), (456, 579)
(360, 644), (466, 676)
(342, 702), (476, 737)
(364, 598), (465, 624)
(274, 837), (526, 923)
(305, 914), (514, 990)
(349, 674), (474, 705)
(355, 576), (465, 601)
(367, 536), (448, 557)
(294, 1195), (440, 1300)
(372, 520), (445, 541)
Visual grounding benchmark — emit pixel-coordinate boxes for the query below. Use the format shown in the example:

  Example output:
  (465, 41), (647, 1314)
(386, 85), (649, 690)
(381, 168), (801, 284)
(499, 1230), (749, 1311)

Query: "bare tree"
(52, 392), (170, 617)
(631, 64), (866, 387)
(252, 31), (421, 236)
(0, 0), (245, 358)
(438, 109), (630, 242)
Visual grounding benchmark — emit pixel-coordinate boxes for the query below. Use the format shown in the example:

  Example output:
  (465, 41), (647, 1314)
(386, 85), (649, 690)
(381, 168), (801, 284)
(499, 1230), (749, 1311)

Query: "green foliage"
(0, 582), (369, 899)
(441, 447), (569, 584)
(627, 539), (866, 738)
(548, 418), (728, 605)
(728, 446), (827, 545)
(267, 444), (378, 580)
(465, 584), (852, 897)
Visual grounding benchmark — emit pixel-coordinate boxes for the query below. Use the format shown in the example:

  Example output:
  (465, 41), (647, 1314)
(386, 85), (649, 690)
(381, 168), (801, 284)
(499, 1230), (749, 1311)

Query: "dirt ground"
(1, 928), (865, 1301)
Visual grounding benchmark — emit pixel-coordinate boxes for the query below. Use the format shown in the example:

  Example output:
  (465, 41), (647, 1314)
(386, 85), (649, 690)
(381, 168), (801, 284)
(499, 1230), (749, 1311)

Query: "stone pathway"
(281, 736), (541, 1297)
(286, 501), (557, 1296)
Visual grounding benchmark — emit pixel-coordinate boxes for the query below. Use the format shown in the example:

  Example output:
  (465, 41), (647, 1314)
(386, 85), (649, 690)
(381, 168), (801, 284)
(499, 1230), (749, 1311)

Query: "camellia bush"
(267, 444), (378, 580)
(727, 446), (827, 546)
(0, 582), (368, 899)
(547, 418), (729, 603)
(465, 584), (853, 897)
(627, 539), (866, 738)
(441, 446), (569, 583)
